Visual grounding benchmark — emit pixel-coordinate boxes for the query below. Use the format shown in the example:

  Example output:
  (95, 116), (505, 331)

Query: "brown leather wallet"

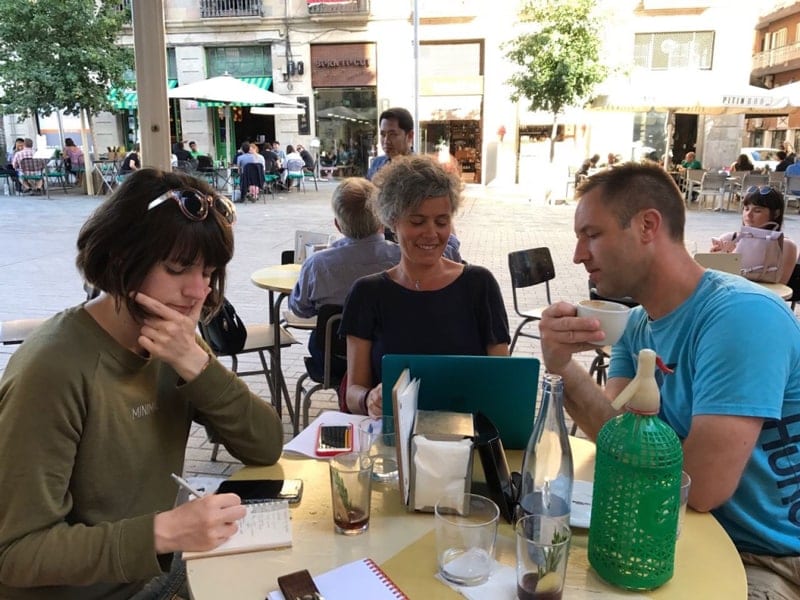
(276, 569), (323, 600)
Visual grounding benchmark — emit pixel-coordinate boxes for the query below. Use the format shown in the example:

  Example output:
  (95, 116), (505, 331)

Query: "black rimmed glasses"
(147, 189), (236, 225)
(745, 185), (776, 196)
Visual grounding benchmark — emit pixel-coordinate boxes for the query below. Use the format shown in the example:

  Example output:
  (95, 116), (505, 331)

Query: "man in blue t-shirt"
(366, 107), (414, 182)
(539, 163), (800, 598)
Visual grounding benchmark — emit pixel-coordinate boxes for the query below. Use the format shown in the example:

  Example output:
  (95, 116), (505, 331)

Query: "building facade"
(1, 0), (784, 186)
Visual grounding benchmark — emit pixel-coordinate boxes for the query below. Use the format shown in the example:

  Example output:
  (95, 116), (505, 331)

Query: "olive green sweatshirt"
(0, 306), (283, 599)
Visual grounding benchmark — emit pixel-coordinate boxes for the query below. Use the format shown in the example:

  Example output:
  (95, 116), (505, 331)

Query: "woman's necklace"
(414, 279), (421, 290)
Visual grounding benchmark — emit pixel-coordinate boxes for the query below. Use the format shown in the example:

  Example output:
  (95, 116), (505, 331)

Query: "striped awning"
(109, 79), (178, 110)
(197, 77), (273, 107)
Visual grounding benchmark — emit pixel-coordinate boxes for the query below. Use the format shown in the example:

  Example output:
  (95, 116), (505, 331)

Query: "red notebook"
(270, 557), (408, 600)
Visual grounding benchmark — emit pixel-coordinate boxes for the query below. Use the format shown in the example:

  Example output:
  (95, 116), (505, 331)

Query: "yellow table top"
(186, 438), (746, 599)
(250, 263), (302, 294)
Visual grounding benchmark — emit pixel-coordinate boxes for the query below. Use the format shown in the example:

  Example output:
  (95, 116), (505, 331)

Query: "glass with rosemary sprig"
(515, 514), (571, 600)
(329, 452), (373, 535)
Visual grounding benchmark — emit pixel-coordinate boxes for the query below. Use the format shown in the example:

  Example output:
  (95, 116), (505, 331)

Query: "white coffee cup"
(576, 299), (632, 346)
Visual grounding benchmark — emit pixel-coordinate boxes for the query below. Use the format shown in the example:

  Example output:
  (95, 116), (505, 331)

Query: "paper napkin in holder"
(410, 410), (474, 512)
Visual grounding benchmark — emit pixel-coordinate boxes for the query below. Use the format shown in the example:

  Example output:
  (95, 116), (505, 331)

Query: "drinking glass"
(516, 514), (571, 600)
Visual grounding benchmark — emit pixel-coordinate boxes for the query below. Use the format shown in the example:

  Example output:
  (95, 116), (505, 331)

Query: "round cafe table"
(186, 437), (747, 599)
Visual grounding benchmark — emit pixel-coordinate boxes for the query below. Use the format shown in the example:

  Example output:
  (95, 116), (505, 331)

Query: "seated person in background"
(676, 151), (701, 171)
(539, 163), (800, 599)
(575, 153), (601, 184)
(785, 157), (800, 185)
(730, 153), (755, 173)
(297, 144), (315, 172)
(282, 144), (304, 188)
(259, 142), (281, 177)
(62, 137), (84, 184)
(783, 140), (796, 164)
(289, 178), (400, 379)
(775, 150), (793, 172)
(188, 140), (201, 158)
(710, 185), (798, 284)
(340, 155), (510, 416)
(172, 141), (193, 164)
(235, 142), (265, 170)
(119, 143), (141, 174)
(0, 169), (283, 598)
(1, 137), (23, 191)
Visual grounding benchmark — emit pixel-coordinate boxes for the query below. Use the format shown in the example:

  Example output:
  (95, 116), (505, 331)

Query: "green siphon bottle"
(588, 349), (683, 590)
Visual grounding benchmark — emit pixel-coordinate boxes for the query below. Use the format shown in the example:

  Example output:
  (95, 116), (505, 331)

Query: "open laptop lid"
(381, 354), (540, 450)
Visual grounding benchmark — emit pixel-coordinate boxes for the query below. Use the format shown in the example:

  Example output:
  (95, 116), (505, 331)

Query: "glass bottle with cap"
(588, 348), (683, 590)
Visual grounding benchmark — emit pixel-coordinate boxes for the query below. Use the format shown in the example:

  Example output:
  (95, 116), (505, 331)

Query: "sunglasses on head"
(147, 189), (236, 224)
(745, 185), (776, 196)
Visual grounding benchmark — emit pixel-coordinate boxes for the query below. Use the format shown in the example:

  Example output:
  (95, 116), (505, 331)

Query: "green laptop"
(381, 354), (540, 450)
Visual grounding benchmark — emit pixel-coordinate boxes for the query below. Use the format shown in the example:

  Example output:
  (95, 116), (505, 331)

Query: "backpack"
(735, 224), (784, 283)
(204, 298), (247, 355)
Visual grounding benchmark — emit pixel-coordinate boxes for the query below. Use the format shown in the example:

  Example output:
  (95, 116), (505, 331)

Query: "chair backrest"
(508, 247), (555, 289)
(196, 155), (214, 170)
(286, 158), (305, 173)
(786, 175), (800, 196)
(508, 247), (555, 316)
(19, 157), (47, 175)
(741, 173), (769, 190)
(0, 318), (47, 345)
(241, 162), (265, 188)
(694, 252), (742, 274)
(312, 304), (346, 384)
(685, 168), (706, 184)
(699, 172), (727, 189)
(787, 263), (800, 305)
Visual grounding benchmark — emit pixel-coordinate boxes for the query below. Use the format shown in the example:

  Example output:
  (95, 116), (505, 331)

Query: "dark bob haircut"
(76, 168), (234, 322)
(742, 186), (785, 230)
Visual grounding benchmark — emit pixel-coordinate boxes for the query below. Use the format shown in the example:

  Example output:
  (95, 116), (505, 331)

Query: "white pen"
(170, 472), (206, 498)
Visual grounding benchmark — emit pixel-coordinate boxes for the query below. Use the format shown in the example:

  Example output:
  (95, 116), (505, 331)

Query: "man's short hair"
(378, 107), (414, 134)
(576, 162), (685, 242)
(23, 138), (33, 148)
(331, 178), (381, 239)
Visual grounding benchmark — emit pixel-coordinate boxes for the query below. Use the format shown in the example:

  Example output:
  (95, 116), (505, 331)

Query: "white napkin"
(412, 436), (472, 510)
(435, 560), (516, 599)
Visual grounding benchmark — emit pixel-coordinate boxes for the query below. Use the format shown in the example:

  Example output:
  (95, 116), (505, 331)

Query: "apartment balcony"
(307, 0), (370, 22)
(752, 43), (800, 78)
(200, 0), (263, 18)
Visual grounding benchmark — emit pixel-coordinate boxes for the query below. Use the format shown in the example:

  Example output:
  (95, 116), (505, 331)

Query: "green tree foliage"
(0, 0), (132, 118)
(505, 0), (607, 160)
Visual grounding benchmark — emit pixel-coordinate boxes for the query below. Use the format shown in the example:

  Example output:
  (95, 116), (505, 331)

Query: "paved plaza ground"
(1, 178), (794, 478)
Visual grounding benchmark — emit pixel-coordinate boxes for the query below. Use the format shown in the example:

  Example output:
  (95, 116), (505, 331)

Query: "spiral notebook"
(183, 501), (292, 559)
(268, 557), (408, 600)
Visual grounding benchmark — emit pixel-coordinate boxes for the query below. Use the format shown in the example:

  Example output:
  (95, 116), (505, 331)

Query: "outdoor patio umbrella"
(168, 74), (302, 164)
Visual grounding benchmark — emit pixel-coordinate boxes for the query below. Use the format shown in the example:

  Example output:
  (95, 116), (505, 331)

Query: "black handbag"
(204, 298), (247, 355)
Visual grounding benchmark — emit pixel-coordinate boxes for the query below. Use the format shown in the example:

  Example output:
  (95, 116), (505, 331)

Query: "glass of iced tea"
(329, 452), (373, 535)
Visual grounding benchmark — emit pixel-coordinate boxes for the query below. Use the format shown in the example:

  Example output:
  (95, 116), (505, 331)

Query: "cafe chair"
(293, 304), (346, 436)
(0, 317), (47, 345)
(787, 263), (800, 312)
(303, 159), (319, 191)
(784, 176), (800, 212)
(0, 171), (18, 195)
(198, 317), (299, 460)
(695, 172), (728, 211)
(239, 162), (268, 203)
(507, 247), (555, 353)
(285, 158), (307, 193)
(18, 157), (49, 196)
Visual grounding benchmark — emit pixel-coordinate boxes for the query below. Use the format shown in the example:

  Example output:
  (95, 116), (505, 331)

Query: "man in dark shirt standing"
(366, 107), (413, 181)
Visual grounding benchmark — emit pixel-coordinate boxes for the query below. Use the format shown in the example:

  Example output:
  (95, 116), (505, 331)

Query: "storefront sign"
(311, 43), (377, 88)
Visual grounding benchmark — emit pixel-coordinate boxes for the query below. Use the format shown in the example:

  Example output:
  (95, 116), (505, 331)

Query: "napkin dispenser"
(408, 410), (475, 512)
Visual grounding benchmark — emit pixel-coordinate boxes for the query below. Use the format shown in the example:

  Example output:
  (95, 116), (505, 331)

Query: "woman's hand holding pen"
(136, 292), (210, 382)
(154, 493), (246, 554)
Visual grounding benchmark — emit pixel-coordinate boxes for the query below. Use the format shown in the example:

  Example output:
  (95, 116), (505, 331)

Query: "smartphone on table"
(216, 479), (304, 504)
(315, 423), (354, 457)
